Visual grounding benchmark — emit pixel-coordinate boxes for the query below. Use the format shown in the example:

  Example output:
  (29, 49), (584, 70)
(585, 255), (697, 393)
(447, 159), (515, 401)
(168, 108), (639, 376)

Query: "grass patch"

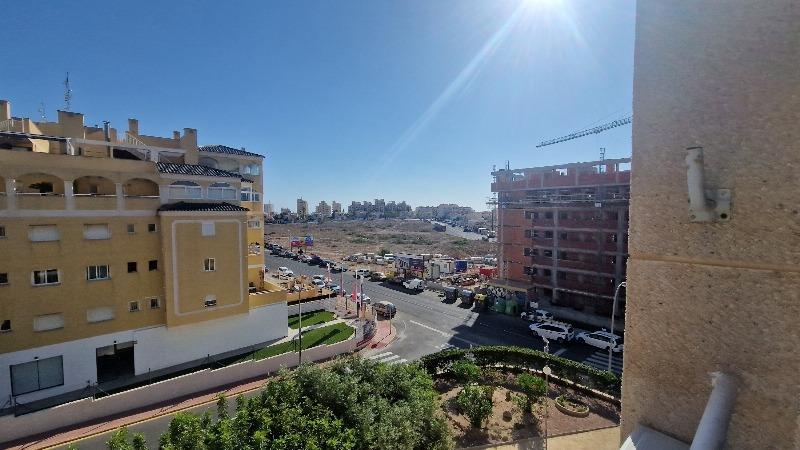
(288, 310), (335, 329)
(233, 323), (355, 363)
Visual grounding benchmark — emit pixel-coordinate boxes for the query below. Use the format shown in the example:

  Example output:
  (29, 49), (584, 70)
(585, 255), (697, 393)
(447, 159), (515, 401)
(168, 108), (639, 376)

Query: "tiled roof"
(240, 177), (254, 183)
(199, 145), (263, 158)
(156, 162), (242, 178)
(158, 202), (250, 212)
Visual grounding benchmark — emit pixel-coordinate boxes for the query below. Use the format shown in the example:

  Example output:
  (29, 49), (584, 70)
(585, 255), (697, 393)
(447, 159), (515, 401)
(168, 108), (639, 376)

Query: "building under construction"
(490, 158), (630, 317)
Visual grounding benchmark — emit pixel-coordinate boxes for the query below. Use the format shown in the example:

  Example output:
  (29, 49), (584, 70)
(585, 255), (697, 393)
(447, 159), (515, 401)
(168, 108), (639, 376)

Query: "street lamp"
(542, 365), (552, 450)
(608, 281), (626, 372)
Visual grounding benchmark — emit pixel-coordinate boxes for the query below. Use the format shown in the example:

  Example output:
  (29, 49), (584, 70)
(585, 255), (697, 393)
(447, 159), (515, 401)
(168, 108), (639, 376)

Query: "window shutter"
(29, 225), (59, 242)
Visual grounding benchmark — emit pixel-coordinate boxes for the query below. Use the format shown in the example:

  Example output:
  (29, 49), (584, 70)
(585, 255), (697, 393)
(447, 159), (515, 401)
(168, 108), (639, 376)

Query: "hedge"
(419, 345), (620, 397)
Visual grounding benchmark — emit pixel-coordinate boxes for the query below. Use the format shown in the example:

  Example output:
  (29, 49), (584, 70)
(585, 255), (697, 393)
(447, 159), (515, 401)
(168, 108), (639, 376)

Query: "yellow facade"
(0, 99), (285, 402)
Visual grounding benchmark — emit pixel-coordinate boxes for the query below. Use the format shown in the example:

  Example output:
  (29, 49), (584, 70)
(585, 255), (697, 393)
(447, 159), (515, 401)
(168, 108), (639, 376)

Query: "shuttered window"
(83, 224), (110, 240)
(28, 225), (59, 242)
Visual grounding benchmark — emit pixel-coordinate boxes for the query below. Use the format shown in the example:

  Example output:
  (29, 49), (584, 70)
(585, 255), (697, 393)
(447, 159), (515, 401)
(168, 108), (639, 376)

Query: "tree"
(517, 373), (547, 412)
(106, 427), (148, 450)
(455, 384), (493, 428)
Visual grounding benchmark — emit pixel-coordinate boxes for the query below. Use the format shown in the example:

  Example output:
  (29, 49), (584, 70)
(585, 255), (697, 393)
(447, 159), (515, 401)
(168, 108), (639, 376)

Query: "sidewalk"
(463, 426), (620, 450)
(358, 318), (396, 351)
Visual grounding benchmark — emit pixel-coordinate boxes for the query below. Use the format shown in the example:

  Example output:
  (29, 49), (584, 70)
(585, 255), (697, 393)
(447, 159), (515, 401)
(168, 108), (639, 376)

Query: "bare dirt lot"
(265, 219), (497, 260)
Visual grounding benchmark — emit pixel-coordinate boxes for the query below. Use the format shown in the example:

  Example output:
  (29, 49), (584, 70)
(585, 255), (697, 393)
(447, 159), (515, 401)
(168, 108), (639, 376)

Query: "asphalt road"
(55, 254), (621, 449)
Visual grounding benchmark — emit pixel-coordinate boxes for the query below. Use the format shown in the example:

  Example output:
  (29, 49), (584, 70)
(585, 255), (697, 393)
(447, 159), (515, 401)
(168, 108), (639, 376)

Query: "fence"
(0, 335), (357, 444)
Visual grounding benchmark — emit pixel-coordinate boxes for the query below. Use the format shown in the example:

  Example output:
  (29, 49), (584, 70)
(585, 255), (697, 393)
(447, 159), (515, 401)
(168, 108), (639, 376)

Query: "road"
(431, 221), (495, 242)
(54, 254), (621, 449)
(265, 255), (621, 372)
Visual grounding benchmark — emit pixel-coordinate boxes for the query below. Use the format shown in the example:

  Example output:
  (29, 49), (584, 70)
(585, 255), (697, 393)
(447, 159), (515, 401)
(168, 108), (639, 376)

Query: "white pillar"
(5, 178), (16, 210)
(64, 180), (75, 210)
(149, 150), (160, 162)
(116, 183), (125, 210)
(159, 185), (169, 204)
(690, 372), (737, 450)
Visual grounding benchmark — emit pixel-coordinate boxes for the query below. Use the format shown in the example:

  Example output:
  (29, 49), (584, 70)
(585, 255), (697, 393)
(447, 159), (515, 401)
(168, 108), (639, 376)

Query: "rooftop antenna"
(38, 102), (47, 121)
(64, 72), (73, 111)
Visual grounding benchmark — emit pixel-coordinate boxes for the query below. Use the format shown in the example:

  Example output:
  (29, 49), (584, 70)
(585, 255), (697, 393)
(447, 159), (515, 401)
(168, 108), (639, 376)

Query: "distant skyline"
(2, 0), (635, 211)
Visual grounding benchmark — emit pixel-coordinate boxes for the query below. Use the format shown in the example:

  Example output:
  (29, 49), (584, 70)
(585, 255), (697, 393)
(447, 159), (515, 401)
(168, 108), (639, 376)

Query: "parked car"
(271, 248), (283, 255)
(370, 272), (387, 281)
(575, 330), (624, 353)
(312, 274), (325, 282)
(282, 250), (294, 258)
(355, 268), (371, 279)
(529, 321), (575, 344)
(329, 284), (341, 294)
(353, 292), (371, 304)
(403, 278), (425, 291)
(443, 286), (459, 302)
(312, 279), (326, 289)
(330, 262), (346, 272)
(521, 309), (554, 323)
(277, 267), (294, 278)
(309, 255), (324, 265)
(374, 301), (397, 318)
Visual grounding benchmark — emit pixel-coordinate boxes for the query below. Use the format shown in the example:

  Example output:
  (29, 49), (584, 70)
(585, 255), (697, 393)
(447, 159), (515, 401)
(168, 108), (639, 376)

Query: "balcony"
(240, 191), (261, 202)
(530, 256), (554, 267)
(17, 193), (66, 210)
(557, 219), (619, 230)
(124, 196), (160, 210)
(531, 218), (555, 227)
(74, 194), (117, 210)
(557, 259), (614, 273)
(557, 239), (619, 252)
(557, 279), (615, 296)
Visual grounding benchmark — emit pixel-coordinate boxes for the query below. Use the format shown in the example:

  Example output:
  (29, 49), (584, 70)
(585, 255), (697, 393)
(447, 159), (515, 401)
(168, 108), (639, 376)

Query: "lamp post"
(608, 281), (626, 372)
(542, 365), (551, 450)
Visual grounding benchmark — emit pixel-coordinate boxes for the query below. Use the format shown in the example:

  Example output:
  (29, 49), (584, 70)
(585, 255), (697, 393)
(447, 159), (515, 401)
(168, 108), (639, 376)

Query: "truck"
(403, 278), (425, 291)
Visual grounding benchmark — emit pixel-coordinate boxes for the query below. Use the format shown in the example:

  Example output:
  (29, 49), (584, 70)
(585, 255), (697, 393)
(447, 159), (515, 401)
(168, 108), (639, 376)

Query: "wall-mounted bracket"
(686, 147), (731, 222)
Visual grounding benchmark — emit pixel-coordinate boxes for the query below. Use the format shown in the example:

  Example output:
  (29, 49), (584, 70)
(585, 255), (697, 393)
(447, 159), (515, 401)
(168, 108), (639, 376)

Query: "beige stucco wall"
(621, 1), (800, 448)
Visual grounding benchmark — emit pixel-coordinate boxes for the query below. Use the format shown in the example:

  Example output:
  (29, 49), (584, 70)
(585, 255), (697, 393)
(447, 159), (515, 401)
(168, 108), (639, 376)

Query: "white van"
(374, 301), (397, 318)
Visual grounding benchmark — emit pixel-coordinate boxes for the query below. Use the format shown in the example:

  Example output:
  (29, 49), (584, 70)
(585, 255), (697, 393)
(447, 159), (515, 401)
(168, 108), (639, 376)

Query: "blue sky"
(2, 0), (635, 211)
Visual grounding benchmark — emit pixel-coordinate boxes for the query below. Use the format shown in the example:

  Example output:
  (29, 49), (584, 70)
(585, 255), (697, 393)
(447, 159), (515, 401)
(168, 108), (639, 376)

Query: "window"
(606, 211), (619, 221)
(0, 225), (5, 238)
(201, 222), (216, 236)
(531, 248), (539, 256)
(544, 212), (553, 219)
(544, 231), (553, 239)
(83, 224), (110, 240)
(32, 269), (59, 286)
(148, 223), (157, 233)
(10, 356), (64, 396)
(148, 260), (158, 271)
(559, 212), (568, 220)
(203, 258), (216, 272)
(544, 250), (553, 258)
(127, 262), (138, 273)
(523, 266), (534, 275)
(247, 220), (261, 229)
(204, 295), (217, 308)
(524, 248), (532, 256)
(557, 271), (567, 280)
(0, 273), (7, 285)
(532, 230), (540, 238)
(543, 269), (552, 277)
(558, 251), (569, 260)
(86, 306), (114, 323)
(559, 232), (568, 241)
(149, 298), (161, 309)
(127, 224), (135, 234)
(129, 301), (140, 312)
(29, 225), (59, 242)
(1, 320), (10, 332)
(87, 265), (110, 281)
(524, 229), (532, 238)
(33, 313), (65, 331)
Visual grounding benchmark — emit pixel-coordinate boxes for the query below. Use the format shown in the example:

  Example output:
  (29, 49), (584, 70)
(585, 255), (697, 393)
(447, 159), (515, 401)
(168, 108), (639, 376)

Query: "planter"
(555, 395), (589, 418)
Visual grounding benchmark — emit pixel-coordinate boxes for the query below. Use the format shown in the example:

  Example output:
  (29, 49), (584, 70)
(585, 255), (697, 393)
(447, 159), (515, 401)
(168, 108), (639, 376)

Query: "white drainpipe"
(689, 372), (737, 450)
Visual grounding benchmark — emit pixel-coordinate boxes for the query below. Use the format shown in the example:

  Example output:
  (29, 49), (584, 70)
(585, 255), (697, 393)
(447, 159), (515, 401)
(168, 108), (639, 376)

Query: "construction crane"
(535, 115), (632, 148)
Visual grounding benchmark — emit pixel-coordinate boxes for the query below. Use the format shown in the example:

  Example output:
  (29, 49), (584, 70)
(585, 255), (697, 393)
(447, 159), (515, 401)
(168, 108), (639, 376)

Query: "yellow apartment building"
(0, 99), (287, 406)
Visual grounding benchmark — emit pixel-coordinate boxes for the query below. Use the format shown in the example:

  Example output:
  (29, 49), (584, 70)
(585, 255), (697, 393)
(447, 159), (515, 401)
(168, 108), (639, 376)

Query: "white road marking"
(367, 352), (393, 360)
(553, 348), (567, 356)
(409, 320), (479, 346)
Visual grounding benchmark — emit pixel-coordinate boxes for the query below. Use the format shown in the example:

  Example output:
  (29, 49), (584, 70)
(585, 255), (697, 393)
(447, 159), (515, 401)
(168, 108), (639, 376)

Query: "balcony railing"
(168, 186), (202, 199)
(74, 194), (117, 210)
(16, 193), (66, 210)
(241, 191), (261, 202)
(208, 187), (238, 200)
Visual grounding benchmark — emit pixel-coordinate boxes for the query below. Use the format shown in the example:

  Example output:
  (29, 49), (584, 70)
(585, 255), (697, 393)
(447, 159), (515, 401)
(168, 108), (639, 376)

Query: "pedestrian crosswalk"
(435, 343), (457, 351)
(582, 350), (623, 374)
(367, 351), (408, 365)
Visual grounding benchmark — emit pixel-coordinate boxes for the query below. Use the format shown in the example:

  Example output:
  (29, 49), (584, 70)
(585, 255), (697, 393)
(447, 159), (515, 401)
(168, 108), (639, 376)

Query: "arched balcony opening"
(73, 176), (116, 196)
(208, 182), (237, 200)
(123, 178), (159, 198)
(168, 181), (202, 200)
(16, 173), (65, 195)
(218, 158), (239, 173)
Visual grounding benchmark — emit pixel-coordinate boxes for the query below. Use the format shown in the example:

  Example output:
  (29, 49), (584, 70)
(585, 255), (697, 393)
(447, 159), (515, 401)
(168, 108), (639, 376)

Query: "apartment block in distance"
(0, 100), (287, 407)
(491, 159), (630, 318)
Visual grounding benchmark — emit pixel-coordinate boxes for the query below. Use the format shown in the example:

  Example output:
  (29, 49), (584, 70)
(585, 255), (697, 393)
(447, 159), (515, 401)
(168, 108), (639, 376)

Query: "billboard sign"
(290, 235), (314, 248)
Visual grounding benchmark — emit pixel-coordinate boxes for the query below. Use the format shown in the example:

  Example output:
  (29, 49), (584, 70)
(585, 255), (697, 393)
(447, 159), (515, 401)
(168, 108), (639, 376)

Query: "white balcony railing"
(241, 191), (261, 202)
(169, 186), (202, 199)
(208, 187), (238, 200)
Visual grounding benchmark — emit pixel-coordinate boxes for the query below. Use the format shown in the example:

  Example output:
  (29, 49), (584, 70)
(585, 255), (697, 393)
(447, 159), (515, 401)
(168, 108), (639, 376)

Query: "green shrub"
(517, 373), (547, 411)
(455, 384), (493, 428)
(419, 345), (620, 396)
(451, 360), (481, 384)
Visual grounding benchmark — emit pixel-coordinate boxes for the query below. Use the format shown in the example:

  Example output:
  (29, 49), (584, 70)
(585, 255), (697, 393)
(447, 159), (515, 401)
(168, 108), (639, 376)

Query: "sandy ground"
(436, 372), (619, 448)
(265, 219), (497, 260)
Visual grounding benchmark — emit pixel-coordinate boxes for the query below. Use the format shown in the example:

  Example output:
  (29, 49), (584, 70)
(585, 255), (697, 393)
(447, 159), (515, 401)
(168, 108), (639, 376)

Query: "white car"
(521, 309), (554, 323)
(277, 267), (294, 277)
(312, 279), (326, 289)
(312, 274), (325, 282)
(529, 321), (575, 344)
(351, 292), (371, 304)
(576, 330), (624, 353)
(355, 268), (371, 279)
